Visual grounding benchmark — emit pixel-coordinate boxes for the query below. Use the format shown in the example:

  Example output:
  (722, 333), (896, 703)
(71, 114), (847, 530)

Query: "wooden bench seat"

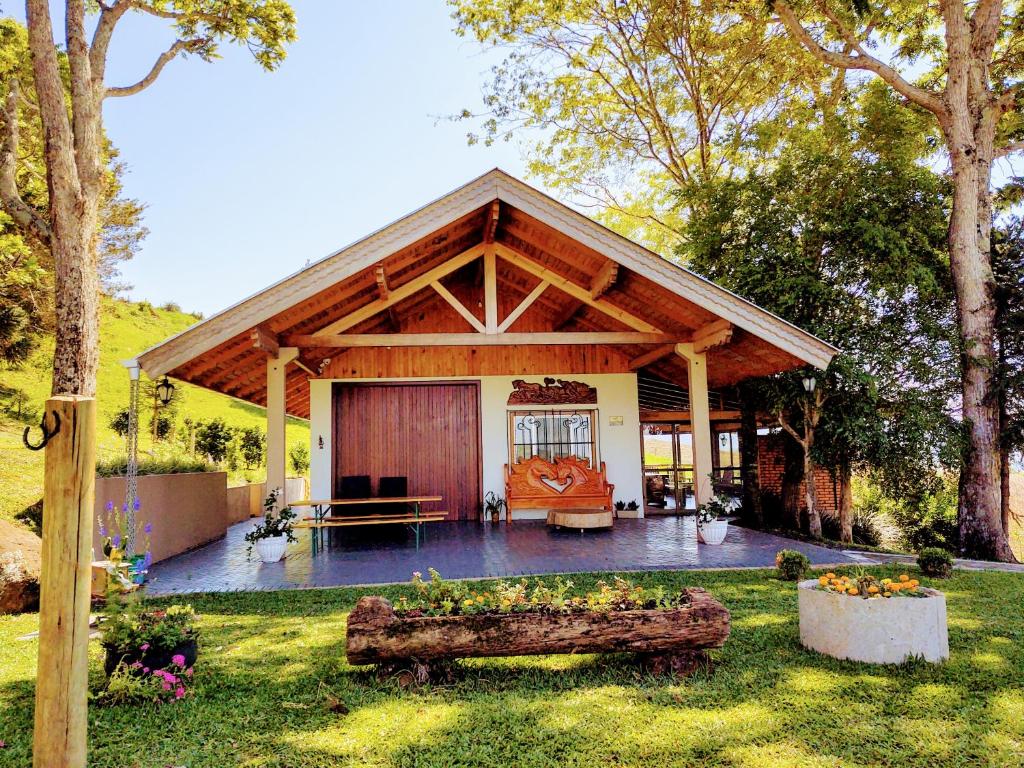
(505, 456), (614, 524)
(295, 513), (448, 528)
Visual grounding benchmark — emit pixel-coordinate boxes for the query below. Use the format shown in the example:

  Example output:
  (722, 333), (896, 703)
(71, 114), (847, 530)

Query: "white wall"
(307, 373), (643, 517)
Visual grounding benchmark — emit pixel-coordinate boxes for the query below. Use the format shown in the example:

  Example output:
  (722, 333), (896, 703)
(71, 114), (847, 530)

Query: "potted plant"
(626, 500), (639, 512)
(101, 603), (199, 677)
(484, 491), (507, 525)
(614, 500), (627, 512)
(695, 492), (739, 545)
(244, 489), (298, 563)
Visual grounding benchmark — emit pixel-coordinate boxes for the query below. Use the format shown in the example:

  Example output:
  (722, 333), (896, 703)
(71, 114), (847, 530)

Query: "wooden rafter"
(497, 279), (550, 332)
(693, 319), (734, 353)
(430, 280), (487, 333)
(249, 325), (279, 358)
(374, 266), (390, 301)
(590, 260), (619, 300)
(282, 331), (680, 348)
(310, 244), (485, 336)
(628, 344), (676, 371)
(552, 299), (583, 330)
(493, 243), (662, 333)
(483, 200), (500, 243)
(484, 245), (498, 332)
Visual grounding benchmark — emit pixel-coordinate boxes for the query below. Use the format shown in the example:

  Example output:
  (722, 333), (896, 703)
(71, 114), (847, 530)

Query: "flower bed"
(798, 572), (948, 664)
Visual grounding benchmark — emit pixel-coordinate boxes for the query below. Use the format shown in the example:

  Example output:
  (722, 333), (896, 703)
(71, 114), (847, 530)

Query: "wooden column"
(33, 396), (96, 768)
(676, 344), (714, 506)
(266, 348), (298, 508)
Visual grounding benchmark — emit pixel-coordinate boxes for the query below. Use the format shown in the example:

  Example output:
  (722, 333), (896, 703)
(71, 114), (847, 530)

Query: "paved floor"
(147, 517), (861, 595)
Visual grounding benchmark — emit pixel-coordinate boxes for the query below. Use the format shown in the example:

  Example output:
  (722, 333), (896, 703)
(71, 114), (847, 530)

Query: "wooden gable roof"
(134, 169), (837, 418)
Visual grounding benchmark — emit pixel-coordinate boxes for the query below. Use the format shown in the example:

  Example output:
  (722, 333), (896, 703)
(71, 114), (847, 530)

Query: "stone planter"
(797, 579), (949, 664)
(697, 518), (729, 545)
(254, 535), (288, 563)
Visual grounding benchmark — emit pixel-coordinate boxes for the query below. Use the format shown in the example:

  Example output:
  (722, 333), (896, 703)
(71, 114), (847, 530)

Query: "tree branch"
(776, 410), (807, 448)
(773, 1), (946, 118)
(105, 39), (201, 98)
(995, 140), (1024, 158)
(0, 82), (52, 247)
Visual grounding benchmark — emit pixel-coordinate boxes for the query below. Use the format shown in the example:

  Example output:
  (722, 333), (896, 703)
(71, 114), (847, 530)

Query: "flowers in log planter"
(395, 568), (691, 617)
(816, 571), (925, 599)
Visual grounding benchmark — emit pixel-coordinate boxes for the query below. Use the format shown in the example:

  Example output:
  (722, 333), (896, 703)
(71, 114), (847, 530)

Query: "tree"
(236, 426), (265, 470)
(0, 18), (147, 366)
(683, 93), (957, 541)
(768, 0), (1020, 561)
(450, 0), (821, 249)
(194, 418), (232, 464)
(0, 1), (296, 397)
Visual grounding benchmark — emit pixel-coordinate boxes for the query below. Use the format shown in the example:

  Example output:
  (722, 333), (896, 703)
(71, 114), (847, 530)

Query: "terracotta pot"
(254, 534), (287, 563)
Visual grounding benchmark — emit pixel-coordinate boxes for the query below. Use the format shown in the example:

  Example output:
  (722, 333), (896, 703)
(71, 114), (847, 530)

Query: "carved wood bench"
(504, 456), (614, 524)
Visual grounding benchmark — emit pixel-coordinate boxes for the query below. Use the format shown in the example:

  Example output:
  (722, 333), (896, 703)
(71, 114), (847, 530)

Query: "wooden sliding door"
(332, 382), (482, 520)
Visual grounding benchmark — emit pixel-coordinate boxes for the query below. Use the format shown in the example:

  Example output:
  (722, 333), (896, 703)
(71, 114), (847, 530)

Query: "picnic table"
(291, 496), (445, 553)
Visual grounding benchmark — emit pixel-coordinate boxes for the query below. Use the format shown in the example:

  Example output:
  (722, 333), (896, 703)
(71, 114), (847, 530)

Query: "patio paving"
(146, 516), (862, 595)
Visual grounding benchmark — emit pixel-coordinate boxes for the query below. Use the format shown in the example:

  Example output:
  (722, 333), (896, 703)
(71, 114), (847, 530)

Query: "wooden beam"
(498, 280), (550, 332)
(494, 243), (662, 333)
(693, 319), (734, 353)
(628, 343), (676, 370)
(284, 331), (681, 348)
(483, 199), (500, 243)
(552, 299), (583, 330)
(250, 325), (280, 358)
(640, 409), (742, 422)
(590, 259), (619, 300)
(484, 245), (498, 332)
(311, 244), (485, 336)
(430, 280), (487, 333)
(374, 266), (390, 301)
(33, 396), (95, 768)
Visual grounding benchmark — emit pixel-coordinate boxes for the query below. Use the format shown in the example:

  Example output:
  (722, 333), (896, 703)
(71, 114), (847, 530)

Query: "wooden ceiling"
(158, 199), (813, 419)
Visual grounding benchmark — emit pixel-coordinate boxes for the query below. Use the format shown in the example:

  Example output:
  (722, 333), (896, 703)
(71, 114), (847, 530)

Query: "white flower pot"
(697, 518), (729, 545)
(254, 535), (288, 563)
(797, 579), (949, 664)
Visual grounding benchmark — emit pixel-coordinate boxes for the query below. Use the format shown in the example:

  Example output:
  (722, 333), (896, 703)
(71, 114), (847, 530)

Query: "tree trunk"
(803, 443), (822, 539)
(838, 462), (853, 544)
(346, 591), (731, 665)
(738, 388), (763, 528)
(944, 114), (1015, 561)
(781, 435), (803, 531)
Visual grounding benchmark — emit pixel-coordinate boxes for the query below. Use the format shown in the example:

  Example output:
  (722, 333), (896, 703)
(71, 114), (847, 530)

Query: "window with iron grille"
(508, 409), (598, 465)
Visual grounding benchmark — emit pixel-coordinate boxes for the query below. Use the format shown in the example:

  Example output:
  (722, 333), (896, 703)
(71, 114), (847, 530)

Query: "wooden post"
(266, 348), (297, 509)
(676, 344), (714, 506)
(33, 396), (96, 768)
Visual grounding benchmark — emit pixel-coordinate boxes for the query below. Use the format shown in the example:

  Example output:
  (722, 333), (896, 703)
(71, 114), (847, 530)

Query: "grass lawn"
(1, 566), (1023, 767)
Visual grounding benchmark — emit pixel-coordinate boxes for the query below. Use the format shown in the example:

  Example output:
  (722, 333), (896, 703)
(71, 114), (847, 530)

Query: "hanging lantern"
(156, 376), (175, 406)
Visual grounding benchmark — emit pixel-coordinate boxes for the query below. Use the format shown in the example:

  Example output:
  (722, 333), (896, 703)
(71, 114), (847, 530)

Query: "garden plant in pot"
(484, 491), (507, 525)
(695, 491), (740, 545)
(101, 602), (199, 677)
(245, 489), (298, 563)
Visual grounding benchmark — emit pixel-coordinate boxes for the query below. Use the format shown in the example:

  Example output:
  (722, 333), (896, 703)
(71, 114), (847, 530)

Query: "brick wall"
(756, 433), (838, 514)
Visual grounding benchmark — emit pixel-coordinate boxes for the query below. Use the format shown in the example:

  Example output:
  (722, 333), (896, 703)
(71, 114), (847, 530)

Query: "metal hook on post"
(22, 410), (62, 451)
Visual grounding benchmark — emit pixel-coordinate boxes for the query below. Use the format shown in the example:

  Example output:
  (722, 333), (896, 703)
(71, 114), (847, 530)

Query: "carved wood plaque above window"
(507, 378), (598, 406)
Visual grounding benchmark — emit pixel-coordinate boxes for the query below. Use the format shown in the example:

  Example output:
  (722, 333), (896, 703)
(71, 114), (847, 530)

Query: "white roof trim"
(138, 169), (837, 377)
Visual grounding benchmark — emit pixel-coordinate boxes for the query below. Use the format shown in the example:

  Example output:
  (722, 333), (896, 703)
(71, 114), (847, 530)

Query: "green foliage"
(774, 549), (810, 581)
(289, 442), (310, 475)
(820, 506), (883, 547)
(854, 473), (959, 552)
(101, 603), (198, 656)
(194, 418), (233, 464)
(95, 454), (217, 478)
(236, 426), (265, 470)
(243, 489), (298, 557)
(918, 547), (954, 578)
(108, 408), (131, 438)
(149, 411), (173, 441)
(993, 219), (1024, 465)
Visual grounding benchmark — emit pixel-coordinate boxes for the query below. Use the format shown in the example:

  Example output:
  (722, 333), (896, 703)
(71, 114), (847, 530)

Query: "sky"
(10, 1), (533, 315)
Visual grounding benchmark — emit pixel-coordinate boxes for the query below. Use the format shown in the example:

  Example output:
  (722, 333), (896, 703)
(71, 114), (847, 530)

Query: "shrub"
(289, 443), (310, 475)
(95, 455), (218, 477)
(775, 549), (811, 581)
(194, 418), (233, 464)
(159, 301), (181, 313)
(853, 475), (958, 551)
(109, 408), (131, 438)
(820, 507), (884, 547)
(236, 426), (265, 469)
(149, 412), (173, 441)
(917, 547), (954, 578)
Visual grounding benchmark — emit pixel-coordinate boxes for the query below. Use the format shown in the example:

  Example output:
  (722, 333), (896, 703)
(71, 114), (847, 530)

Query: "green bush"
(236, 426), (265, 469)
(918, 547), (954, 578)
(194, 418), (233, 464)
(775, 549), (811, 581)
(108, 408), (131, 438)
(854, 474), (958, 551)
(820, 507), (884, 546)
(289, 442), (310, 475)
(96, 455), (218, 478)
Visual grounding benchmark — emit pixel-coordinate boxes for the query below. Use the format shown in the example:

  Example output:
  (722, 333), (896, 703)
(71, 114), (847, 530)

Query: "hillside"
(0, 297), (309, 522)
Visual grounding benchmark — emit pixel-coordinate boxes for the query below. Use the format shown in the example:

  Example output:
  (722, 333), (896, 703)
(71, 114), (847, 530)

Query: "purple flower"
(112, 534), (121, 548)
(140, 642), (150, 651)
(143, 522), (152, 534)
(171, 654), (186, 667)
(122, 502), (128, 513)
(134, 498), (142, 511)
(98, 522), (107, 537)
(105, 501), (114, 512)
(143, 551), (153, 569)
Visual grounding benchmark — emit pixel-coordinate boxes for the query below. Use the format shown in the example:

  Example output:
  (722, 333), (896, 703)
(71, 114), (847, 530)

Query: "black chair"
(334, 474), (372, 518)
(377, 476), (408, 516)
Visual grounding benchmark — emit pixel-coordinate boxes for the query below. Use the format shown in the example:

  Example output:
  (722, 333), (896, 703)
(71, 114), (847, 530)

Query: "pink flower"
(171, 654), (186, 667)
(142, 667), (150, 673)
(0, 739), (6, 748)
(161, 681), (171, 691)
(140, 643), (150, 651)
(185, 667), (193, 678)
(175, 687), (185, 699)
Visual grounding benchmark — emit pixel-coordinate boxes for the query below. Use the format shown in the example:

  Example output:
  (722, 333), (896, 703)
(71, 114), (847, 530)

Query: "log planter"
(346, 588), (730, 681)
